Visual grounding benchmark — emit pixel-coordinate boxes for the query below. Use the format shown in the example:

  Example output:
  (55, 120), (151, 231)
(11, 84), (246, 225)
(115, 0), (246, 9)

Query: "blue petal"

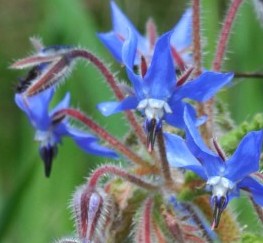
(50, 123), (68, 144)
(67, 127), (119, 158)
(165, 101), (204, 129)
(164, 132), (207, 179)
(184, 107), (224, 177)
(170, 8), (192, 51)
(122, 28), (138, 70)
(15, 88), (54, 130)
(97, 32), (123, 63)
(126, 69), (145, 100)
(111, 1), (143, 43)
(225, 130), (263, 182)
(98, 1), (147, 64)
(50, 92), (70, 115)
(165, 101), (191, 128)
(143, 32), (176, 100)
(111, 1), (147, 57)
(122, 31), (146, 100)
(238, 176), (263, 206)
(97, 96), (138, 116)
(174, 71), (233, 102)
(122, 29), (146, 99)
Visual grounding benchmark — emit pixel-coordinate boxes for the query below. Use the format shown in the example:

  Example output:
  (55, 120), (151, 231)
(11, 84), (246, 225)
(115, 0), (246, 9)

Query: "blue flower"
(98, 1), (147, 65)
(15, 88), (118, 177)
(170, 8), (193, 67)
(165, 108), (263, 228)
(98, 31), (233, 150)
(98, 1), (192, 67)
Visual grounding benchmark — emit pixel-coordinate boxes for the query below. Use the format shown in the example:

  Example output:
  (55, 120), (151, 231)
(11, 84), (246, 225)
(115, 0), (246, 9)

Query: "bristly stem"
(250, 196), (263, 225)
(19, 48), (148, 150)
(192, 0), (202, 76)
(192, 0), (212, 145)
(26, 57), (70, 96)
(156, 129), (174, 188)
(68, 49), (148, 148)
(212, 0), (244, 71)
(69, 49), (123, 99)
(200, 0), (244, 144)
(88, 165), (159, 191)
(142, 198), (153, 243)
(53, 108), (149, 168)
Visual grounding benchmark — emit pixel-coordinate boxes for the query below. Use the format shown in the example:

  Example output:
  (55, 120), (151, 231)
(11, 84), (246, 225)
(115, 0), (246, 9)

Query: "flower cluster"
(11, 0), (263, 242)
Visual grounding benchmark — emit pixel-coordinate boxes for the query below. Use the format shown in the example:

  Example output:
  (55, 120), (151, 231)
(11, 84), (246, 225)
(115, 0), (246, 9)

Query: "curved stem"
(53, 108), (150, 168)
(68, 49), (148, 148)
(88, 165), (159, 191)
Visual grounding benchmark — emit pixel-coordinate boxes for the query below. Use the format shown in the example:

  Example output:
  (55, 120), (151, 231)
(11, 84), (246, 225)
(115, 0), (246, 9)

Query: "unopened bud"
(72, 187), (113, 242)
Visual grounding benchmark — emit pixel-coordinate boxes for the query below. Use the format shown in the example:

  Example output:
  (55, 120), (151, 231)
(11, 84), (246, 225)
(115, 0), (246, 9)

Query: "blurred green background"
(0, 0), (262, 242)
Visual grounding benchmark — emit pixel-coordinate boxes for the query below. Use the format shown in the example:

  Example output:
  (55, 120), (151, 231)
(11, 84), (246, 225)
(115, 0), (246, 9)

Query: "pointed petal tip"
(147, 143), (153, 153)
(44, 167), (51, 178)
(211, 220), (216, 231)
(146, 118), (159, 152)
(40, 145), (58, 178)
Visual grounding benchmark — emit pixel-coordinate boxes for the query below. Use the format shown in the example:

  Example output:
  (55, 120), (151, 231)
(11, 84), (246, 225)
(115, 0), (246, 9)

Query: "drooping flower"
(165, 108), (263, 228)
(98, 31), (233, 150)
(98, 1), (192, 68)
(15, 88), (118, 177)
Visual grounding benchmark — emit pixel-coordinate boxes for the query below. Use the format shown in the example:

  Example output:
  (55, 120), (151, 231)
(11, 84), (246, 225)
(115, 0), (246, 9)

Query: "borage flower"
(165, 108), (263, 228)
(98, 1), (192, 69)
(15, 88), (118, 177)
(98, 31), (233, 151)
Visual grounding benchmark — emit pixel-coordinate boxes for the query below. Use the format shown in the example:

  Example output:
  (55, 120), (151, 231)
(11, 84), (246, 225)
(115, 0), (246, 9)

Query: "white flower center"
(34, 130), (55, 147)
(207, 176), (235, 198)
(137, 98), (172, 122)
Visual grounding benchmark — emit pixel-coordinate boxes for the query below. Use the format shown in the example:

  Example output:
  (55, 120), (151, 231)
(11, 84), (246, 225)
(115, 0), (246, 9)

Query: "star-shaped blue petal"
(98, 1), (148, 64)
(98, 29), (233, 150)
(15, 88), (118, 177)
(165, 107), (263, 227)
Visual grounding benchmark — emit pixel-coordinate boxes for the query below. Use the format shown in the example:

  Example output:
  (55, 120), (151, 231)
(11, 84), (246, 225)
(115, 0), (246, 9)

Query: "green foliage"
(220, 113), (263, 154)
(241, 233), (263, 243)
